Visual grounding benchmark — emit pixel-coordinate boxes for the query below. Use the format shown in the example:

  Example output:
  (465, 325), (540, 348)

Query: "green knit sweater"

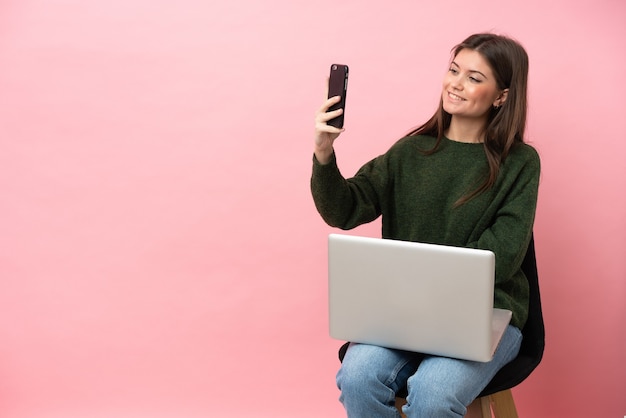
(311, 135), (540, 329)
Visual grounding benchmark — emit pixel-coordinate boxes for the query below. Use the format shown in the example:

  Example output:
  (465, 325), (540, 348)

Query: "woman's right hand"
(314, 95), (345, 165)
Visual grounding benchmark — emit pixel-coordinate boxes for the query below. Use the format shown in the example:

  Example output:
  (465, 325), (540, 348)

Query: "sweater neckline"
(443, 135), (484, 146)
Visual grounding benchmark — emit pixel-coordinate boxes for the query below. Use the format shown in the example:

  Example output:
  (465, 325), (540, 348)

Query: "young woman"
(311, 33), (540, 417)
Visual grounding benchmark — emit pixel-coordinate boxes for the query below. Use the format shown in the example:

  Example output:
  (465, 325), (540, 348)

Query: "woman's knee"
(337, 345), (383, 393)
(337, 344), (413, 395)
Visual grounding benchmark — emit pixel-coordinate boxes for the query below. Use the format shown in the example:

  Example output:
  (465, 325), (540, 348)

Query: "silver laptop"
(328, 233), (512, 362)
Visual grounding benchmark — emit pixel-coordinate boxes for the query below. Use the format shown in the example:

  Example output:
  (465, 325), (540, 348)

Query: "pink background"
(1, 1), (624, 417)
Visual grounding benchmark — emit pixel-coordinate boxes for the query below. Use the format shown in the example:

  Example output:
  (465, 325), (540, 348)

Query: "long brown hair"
(408, 33), (529, 206)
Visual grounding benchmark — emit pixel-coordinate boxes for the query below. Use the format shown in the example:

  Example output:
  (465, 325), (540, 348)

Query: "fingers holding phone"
(316, 96), (344, 132)
(314, 96), (343, 163)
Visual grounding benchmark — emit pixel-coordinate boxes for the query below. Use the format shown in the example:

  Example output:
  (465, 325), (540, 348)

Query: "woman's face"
(442, 48), (506, 121)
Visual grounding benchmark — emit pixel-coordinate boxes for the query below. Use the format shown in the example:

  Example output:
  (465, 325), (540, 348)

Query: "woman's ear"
(494, 89), (509, 107)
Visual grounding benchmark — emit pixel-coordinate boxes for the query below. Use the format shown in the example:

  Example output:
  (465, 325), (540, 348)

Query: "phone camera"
(332, 64), (338, 70)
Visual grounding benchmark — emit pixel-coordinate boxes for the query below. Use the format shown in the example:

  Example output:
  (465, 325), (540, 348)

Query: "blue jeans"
(336, 325), (523, 417)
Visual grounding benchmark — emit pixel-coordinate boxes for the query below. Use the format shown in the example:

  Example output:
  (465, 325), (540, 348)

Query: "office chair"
(338, 235), (544, 417)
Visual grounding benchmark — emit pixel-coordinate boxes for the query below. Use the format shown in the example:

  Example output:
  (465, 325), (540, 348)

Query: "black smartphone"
(327, 64), (349, 128)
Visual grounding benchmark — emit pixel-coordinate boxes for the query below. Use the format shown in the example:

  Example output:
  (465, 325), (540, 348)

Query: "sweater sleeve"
(310, 152), (385, 230)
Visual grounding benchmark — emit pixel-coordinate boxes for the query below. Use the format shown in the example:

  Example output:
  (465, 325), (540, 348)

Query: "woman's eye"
(469, 77), (482, 83)
(449, 68), (458, 74)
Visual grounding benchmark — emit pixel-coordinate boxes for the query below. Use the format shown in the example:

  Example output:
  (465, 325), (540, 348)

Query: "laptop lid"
(328, 234), (511, 362)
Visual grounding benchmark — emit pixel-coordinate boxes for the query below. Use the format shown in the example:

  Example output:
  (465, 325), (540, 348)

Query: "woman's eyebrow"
(450, 60), (488, 79)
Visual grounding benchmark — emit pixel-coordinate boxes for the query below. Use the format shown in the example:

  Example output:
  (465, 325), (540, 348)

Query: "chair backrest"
(479, 234), (545, 395)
